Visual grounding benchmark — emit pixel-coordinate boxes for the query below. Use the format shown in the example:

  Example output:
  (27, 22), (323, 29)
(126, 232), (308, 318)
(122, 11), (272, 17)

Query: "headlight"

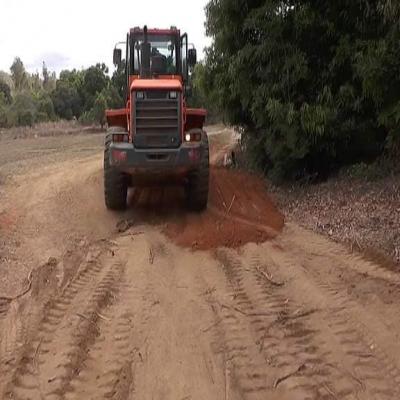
(136, 91), (144, 99)
(185, 132), (202, 142)
(169, 91), (177, 99)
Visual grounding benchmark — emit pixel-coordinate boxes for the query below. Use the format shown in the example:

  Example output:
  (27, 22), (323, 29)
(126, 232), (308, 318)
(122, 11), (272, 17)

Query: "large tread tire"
(104, 132), (128, 210)
(186, 131), (210, 212)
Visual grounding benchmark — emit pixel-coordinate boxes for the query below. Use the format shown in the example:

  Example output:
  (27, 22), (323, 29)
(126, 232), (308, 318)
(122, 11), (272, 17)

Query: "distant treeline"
(0, 58), (125, 128)
(195, 0), (400, 181)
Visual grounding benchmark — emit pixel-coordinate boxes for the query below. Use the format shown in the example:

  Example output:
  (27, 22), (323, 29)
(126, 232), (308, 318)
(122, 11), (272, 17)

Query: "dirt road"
(1, 127), (400, 399)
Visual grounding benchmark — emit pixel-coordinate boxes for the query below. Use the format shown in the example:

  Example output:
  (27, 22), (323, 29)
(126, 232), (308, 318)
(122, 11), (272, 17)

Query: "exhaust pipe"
(140, 25), (151, 78)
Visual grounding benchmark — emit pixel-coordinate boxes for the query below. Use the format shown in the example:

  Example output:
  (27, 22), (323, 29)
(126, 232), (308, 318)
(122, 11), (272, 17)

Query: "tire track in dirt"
(64, 298), (136, 399)
(61, 232), (171, 400)
(252, 238), (400, 399)
(209, 304), (270, 398)
(212, 249), (328, 398)
(286, 224), (400, 285)
(0, 242), (108, 395)
(0, 299), (10, 318)
(3, 245), (123, 400)
(64, 271), (157, 400)
(0, 300), (24, 393)
(209, 244), (400, 399)
(118, 231), (228, 400)
(203, 250), (271, 398)
(248, 251), (376, 399)
(202, 249), (292, 398)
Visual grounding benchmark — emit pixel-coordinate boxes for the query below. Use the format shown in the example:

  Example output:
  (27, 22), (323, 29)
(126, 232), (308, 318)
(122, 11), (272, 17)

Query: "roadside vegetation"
(0, 58), (124, 129)
(196, 0), (400, 182)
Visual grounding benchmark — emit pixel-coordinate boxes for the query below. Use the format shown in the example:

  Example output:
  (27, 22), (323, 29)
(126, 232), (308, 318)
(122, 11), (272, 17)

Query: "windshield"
(131, 34), (178, 75)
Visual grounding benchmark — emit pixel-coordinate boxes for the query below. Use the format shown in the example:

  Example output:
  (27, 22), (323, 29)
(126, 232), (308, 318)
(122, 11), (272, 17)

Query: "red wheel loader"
(104, 26), (209, 211)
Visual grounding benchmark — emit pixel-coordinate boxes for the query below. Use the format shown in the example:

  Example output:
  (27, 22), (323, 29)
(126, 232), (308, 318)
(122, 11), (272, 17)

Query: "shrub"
(51, 81), (82, 120)
(202, 0), (400, 181)
(0, 80), (12, 104)
(0, 93), (8, 127)
(7, 92), (37, 127)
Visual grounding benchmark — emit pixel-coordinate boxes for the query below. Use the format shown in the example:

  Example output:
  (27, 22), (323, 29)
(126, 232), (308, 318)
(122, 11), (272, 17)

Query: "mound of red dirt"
(163, 167), (284, 250)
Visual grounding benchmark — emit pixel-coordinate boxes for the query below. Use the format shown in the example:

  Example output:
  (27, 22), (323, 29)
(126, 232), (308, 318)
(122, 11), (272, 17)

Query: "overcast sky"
(0, 0), (211, 75)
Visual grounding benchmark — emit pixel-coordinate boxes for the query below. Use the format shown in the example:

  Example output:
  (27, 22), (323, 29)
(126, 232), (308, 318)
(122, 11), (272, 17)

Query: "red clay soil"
(163, 167), (284, 250)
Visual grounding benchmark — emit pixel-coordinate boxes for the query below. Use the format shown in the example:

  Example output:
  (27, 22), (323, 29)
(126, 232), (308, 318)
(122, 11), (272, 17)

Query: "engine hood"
(130, 79), (182, 92)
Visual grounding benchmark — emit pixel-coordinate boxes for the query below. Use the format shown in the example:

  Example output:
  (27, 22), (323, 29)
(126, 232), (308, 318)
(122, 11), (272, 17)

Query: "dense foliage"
(200, 0), (400, 180)
(0, 58), (124, 129)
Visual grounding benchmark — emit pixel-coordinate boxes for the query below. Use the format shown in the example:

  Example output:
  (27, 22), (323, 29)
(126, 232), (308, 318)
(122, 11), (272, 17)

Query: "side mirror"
(188, 48), (197, 67)
(113, 48), (122, 66)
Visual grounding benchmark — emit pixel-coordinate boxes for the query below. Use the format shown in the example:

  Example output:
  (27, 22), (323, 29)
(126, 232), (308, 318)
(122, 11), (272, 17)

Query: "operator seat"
(151, 55), (167, 74)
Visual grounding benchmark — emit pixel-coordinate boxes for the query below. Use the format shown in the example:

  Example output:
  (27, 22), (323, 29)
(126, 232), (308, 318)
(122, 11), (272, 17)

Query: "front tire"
(104, 131), (128, 210)
(186, 131), (210, 211)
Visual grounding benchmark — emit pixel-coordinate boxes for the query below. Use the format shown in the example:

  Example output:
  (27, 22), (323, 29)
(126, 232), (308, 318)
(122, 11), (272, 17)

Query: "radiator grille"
(133, 91), (181, 149)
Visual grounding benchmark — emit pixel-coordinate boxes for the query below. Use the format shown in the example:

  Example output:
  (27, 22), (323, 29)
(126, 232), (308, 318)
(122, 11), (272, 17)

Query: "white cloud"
(0, 0), (211, 74)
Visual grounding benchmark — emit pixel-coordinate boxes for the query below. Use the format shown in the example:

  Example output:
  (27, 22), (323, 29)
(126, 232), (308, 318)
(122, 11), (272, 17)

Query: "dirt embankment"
(164, 167), (284, 249)
(272, 174), (400, 266)
(1, 125), (400, 399)
(0, 120), (102, 141)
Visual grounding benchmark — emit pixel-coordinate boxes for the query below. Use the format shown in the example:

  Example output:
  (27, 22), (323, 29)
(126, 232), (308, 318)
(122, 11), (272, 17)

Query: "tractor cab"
(112, 26), (197, 96)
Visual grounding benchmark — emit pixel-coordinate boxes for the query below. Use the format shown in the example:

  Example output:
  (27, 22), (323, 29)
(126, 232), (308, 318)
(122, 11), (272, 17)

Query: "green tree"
(82, 63), (109, 111)
(42, 62), (49, 88)
(10, 57), (28, 91)
(0, 80), (12, 104)
(0, 71), (13, 89)
(190, 63), (219, 121)
(51, 80), (82, 120)
(111, 60), (127, 102)
(80, 84), (123, 127)
(59, 69), (84, 89)
(35, 90), (56, 122)
(381, 0), (400, 20)
(92, 92), (108, 128)
(8, 92), (37, 127)
(101, 84), (123, 109)
(30, 72), (42, 93)
(41, 62), (56, 92)
(202, 0), (400, 181)
(0, 93), (8, 127)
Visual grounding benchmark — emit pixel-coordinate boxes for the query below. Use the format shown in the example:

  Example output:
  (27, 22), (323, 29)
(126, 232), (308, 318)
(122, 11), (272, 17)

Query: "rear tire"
(186, 131), (209, 212)
(104, 131), (128, 210)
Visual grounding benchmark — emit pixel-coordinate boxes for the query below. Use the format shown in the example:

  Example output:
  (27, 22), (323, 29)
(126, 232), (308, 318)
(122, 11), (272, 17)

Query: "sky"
(0, 0), (211, 75)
